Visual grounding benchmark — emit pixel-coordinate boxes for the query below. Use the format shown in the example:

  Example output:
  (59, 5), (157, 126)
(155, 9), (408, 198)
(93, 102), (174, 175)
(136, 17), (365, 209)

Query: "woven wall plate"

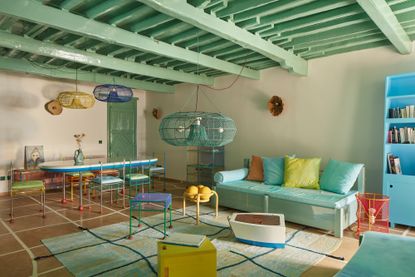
(45, 100), (63, 115)
(267, 96), (284, 116)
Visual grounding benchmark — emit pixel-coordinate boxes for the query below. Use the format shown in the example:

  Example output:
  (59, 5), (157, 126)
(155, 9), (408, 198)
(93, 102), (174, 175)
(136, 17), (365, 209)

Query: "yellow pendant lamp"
(57, 69), (95, 109)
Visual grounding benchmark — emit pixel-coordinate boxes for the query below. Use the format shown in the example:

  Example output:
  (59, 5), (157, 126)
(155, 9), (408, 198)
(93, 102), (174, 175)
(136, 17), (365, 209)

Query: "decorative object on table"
(42, 206), (343, 277)
(228, 213), (286, 248)
(267, 95), (284, 116)
(44, 99), (63, 115)
(73, 133), (85, 165)
(24, 145), (45, 170)
(152, 108), (161, 119)
(93, 84), (133, 102)
(57, 69), (95, 109)
(355, 193), (390, 238)
(183, 185), (218, 224)
(159, 86), (236, 147)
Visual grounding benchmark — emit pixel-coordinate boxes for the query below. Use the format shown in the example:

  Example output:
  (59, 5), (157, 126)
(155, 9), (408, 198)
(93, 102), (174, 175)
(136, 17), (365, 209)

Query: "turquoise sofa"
(213, 165), (365, 238)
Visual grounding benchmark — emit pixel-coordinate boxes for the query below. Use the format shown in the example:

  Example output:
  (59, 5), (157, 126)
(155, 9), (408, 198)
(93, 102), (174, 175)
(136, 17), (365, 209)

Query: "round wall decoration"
(44, 100), (63, 115)
(267, 96), (284, 116)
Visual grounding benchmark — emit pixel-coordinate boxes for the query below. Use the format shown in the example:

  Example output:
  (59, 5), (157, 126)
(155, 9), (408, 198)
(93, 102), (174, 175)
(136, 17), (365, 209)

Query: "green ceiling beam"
(61, 0), (84, 11)
(0, 56), (175, 93)
(356, 0), (412, 54)
(140, 0), (308, 75)
(130, 13), (171, 33)
(85, 0), (131, 19)
(215, 0), (279, 17)
(0, 0), (259, 80)
(0, 31), (213, 85)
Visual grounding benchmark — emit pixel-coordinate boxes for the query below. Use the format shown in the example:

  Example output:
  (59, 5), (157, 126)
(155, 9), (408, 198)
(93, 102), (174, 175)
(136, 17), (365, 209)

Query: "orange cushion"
(246, 155), (264, 181)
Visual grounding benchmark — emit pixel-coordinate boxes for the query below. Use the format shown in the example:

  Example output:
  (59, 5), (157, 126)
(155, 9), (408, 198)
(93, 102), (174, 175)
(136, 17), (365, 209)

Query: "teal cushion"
(263, 156), (284, 185)
(320, 159), (363, 194)
(214, 168), (248, 183)
(92, 176), (123, 184)
(217, 180), (282, 195)
(125, 173), (149, 181)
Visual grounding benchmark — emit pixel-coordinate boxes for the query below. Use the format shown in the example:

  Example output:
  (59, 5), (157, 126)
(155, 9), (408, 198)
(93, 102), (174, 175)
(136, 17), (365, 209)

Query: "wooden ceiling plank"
(357, 0), (412, 54)
(0, 0), (259, 79)
(0, 31), (213, 85)
(140, 0), (307, 75)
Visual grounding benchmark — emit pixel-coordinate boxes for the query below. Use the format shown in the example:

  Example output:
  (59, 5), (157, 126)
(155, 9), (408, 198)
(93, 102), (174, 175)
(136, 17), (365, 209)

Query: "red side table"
(356, 193), (390, 237)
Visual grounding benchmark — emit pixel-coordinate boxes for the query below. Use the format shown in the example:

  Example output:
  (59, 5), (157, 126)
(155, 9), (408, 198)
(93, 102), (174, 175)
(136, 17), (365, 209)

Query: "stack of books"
(389, 105), (415, 118)
(388, 126), (415, 144)
(387, 153), (402, 174)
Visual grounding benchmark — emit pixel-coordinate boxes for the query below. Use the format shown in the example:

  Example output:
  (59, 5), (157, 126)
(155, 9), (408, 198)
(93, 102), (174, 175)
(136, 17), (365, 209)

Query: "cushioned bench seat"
(269, 187), (357, 209)
(218, 180), (282, 195)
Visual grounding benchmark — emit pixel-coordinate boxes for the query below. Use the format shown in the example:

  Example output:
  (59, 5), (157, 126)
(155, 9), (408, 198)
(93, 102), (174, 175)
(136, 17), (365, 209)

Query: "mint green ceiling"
(0, 0), (414, 93)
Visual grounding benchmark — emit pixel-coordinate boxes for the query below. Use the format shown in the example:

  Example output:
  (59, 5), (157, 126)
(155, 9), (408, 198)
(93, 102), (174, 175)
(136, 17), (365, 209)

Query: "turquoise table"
(39, 157), (157, 211)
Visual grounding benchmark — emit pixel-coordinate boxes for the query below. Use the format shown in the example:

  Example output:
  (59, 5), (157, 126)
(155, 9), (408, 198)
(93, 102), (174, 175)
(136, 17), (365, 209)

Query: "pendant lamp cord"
(75, 68), (78, 92)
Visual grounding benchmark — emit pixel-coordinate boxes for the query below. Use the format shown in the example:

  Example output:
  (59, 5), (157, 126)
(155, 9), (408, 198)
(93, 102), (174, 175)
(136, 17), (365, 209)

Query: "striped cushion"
(125, 173), (149, 181)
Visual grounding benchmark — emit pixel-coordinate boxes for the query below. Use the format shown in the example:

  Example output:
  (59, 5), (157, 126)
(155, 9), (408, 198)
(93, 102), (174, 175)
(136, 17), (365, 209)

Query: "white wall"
(146, 44), (415, 193)
(0, 72), (146, 193)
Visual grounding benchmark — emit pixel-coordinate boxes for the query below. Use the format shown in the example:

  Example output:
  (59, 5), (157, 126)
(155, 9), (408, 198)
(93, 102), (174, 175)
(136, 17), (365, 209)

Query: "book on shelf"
(162, 233), (206, 247)
(388, 105), (415, 118)
(387, 153), (402, 175)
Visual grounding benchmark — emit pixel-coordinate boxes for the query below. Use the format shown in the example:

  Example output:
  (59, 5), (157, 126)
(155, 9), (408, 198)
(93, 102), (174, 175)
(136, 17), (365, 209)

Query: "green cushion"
(284, 156), (321, 189)
(263, 156), (285, 185)
(12, 180), (44, 190)
(125, 173), (149, 181)
(216, 180), (281, 195)
(67, 171), (95, 177)
(320, 159), (363, 194)
(92, 176), (123, 184)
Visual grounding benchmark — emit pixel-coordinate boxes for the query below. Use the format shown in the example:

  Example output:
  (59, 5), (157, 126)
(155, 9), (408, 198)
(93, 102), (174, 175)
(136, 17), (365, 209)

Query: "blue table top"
(38, 157), (157, 173)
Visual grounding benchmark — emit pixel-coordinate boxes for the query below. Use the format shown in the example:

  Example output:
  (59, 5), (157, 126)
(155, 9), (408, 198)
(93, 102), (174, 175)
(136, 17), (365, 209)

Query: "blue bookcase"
(383, 72), (415, 228)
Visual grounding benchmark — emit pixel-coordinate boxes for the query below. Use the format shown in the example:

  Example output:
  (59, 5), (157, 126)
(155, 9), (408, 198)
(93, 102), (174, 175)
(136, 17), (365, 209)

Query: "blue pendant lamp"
(159, 111), (237, 147)
(93, 84), (133, 102)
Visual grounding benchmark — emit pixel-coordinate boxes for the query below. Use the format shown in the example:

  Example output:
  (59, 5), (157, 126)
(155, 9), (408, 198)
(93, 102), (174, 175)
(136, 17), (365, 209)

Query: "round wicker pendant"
(159, 111), (237, 147)
(44, 100), (63, 115)
(57, 91), (95, 109)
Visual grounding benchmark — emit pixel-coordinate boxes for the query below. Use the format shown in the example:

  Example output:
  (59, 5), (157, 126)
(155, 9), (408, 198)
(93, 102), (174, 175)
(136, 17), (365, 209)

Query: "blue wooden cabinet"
(383, 72), (415, 228)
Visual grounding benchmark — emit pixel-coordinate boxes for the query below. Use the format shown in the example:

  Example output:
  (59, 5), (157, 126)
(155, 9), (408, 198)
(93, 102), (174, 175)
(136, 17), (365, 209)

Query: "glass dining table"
(39, 157), (158, 211)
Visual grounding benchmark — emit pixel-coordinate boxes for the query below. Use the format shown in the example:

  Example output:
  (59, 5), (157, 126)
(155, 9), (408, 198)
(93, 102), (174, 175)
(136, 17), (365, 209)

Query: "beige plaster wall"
(146, 44), (415, 193)
(0, 72), (146, 193)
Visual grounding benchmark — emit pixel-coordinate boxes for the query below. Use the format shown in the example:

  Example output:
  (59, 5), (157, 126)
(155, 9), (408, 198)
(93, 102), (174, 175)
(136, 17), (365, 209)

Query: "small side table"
(356, 193), (390, 237)
(158, 238), (217, 277)
(129, 193), (173, 239)
(183, 191), (218, 224)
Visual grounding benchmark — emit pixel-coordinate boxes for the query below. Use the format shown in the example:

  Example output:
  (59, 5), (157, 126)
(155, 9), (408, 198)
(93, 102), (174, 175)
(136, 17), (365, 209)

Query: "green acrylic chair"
(89, 162), (125, 213)
(125, 161), (151, 197)
(9, 162), (45, 223)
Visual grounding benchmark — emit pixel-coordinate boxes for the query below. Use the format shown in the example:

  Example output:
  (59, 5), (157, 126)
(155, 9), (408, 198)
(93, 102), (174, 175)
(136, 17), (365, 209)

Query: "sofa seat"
(217, 180), (282, 195)
(269, 187), (357, 209)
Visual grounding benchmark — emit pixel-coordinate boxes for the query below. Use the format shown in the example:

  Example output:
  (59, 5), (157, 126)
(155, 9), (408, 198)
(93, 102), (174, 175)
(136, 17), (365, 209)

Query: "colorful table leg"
(61, 172), (67, 204)
(129, 193), (173, 239)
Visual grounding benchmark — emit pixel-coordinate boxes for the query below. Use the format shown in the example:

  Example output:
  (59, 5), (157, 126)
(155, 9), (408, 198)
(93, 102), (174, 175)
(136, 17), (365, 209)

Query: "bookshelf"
(383, 72), (415, 228)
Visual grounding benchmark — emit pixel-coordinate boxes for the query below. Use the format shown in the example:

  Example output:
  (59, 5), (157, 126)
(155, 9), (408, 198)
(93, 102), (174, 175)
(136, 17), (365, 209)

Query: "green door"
(107, 98), (137, 162)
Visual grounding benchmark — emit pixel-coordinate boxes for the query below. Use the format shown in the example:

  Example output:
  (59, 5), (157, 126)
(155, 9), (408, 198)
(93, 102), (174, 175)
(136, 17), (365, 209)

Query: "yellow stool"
(183, 190), (218, 224)
(157, 238), (216, 277)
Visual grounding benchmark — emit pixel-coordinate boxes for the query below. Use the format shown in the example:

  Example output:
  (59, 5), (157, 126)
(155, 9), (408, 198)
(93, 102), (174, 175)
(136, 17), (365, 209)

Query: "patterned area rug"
(41, 206), (342, 277)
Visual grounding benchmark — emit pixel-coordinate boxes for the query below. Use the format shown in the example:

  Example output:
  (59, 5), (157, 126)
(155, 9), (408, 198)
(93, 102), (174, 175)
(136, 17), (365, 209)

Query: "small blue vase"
(74, 148), (84, 165)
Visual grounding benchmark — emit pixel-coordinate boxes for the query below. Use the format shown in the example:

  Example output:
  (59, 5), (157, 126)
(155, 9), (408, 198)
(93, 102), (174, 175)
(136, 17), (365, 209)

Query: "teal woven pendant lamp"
(159, 111), (236, 147)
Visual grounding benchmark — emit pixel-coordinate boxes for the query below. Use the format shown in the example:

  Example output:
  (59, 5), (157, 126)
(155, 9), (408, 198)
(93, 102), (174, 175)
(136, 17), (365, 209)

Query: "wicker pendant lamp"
(57, 69), (95, 109)
(93, 84), (133, 102)
(159, 92), (237, 147)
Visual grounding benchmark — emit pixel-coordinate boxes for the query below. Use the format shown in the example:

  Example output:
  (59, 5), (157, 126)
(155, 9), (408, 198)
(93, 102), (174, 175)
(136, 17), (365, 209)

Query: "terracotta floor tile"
(78, 213), (127, 229)
(17, 223), (80, 248)
(7, 213), (69, 232)
(331, 237), (359, 262)
(0, 234), (23, 255)
(0, 251), (33, 277)
(302, 256), (344, 277)
(39, 266), (73, 277)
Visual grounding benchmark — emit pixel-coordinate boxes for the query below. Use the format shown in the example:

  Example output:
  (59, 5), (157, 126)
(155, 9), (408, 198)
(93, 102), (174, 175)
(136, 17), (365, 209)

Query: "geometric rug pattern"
(41, 206), (342, 277)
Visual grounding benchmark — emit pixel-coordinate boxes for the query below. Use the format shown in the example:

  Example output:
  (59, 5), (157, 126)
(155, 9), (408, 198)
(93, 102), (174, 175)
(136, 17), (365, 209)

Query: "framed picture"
(25, 145), (45, 170)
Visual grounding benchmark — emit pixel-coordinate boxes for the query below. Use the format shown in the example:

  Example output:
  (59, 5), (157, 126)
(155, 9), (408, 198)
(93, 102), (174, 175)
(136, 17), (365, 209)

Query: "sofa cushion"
(216, 180), (281, 195)
(284, 157), (321, 189)
(263, 156), (284, 185)
(214, 168), (248, 183)
(270, 187), (357, 209)
(246, 155), (264, 181)
(320, 159), (364, 194)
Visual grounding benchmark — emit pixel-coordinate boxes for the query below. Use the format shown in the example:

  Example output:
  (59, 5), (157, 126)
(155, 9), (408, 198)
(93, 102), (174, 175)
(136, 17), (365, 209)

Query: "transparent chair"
(89, 162), (125, 213)
(9, 162), (45, 223)
(125, 161), (150, 197)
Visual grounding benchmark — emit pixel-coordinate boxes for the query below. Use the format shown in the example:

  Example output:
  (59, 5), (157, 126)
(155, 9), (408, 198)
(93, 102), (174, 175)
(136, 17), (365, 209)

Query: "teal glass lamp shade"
(93, 84), (133, 102)
(159, 112), (237, 147)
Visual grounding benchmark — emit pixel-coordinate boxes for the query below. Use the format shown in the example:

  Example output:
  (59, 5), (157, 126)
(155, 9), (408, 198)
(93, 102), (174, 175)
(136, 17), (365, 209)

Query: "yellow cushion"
(12, 180), (44, 190)
(283, 156), (321, 189)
